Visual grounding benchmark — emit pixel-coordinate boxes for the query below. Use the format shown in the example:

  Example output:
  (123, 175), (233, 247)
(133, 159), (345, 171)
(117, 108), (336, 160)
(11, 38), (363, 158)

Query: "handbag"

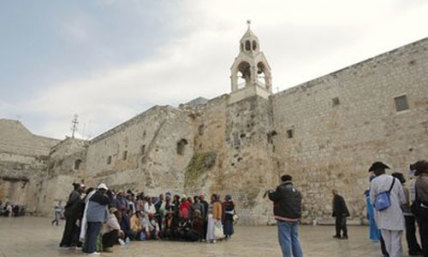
(374, 178), (395, 211)
(411, 187), (428, 219)
(213, 220), (225, 239)
(233, 214), (239, 224)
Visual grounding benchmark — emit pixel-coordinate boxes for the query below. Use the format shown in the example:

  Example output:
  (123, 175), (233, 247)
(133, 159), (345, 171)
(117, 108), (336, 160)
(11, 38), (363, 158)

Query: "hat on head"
(410, 160), (428, 176)
(391, 172), (406, 184)
(281, 174), (292, 182)
(368, 162), (390, 172)
(97, 183), (108, 190)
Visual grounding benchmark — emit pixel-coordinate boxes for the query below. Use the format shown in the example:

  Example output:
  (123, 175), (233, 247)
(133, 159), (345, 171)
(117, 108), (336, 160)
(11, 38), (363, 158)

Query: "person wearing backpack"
(369, 162), (406, 257)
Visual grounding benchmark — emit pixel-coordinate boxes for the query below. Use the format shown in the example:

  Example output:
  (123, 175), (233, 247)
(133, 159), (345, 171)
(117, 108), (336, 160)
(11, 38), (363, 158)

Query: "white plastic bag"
(213, 220), (224, 239)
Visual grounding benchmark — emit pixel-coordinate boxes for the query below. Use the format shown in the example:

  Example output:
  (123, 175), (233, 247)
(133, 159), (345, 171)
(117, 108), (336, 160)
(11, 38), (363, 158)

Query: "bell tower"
(229, 21), (272, 103)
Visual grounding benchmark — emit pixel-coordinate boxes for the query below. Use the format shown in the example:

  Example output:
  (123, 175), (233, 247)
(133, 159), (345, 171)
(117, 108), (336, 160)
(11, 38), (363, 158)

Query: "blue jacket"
(86, 190), (109, 223)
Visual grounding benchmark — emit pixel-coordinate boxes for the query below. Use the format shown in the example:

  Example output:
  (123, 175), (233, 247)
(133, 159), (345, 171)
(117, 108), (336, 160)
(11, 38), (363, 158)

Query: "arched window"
(107, 156), (112, 165)
(252, 40), (257, 50)
(141, 145), (146, 154)
(198, 124), (205, 135)
(245, 40), (251, 51)
(74, 159), (82, 170)
(177, 139), (188, 155)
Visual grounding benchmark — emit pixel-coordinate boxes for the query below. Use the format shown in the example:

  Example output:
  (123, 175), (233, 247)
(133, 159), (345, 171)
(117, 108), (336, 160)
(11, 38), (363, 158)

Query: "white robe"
(79, 190), (96, 242)
(370, 174), (405, 231)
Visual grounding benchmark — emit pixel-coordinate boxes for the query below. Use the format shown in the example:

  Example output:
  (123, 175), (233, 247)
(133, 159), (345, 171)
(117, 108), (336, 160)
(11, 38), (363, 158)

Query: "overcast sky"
(1, 0), (427, 139)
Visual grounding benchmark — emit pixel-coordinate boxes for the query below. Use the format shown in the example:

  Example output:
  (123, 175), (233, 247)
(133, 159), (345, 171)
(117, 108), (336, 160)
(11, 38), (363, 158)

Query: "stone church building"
(1, 28), (427, 224)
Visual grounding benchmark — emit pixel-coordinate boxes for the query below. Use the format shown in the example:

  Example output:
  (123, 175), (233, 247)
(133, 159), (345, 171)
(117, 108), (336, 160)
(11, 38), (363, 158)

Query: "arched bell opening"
(257, 62), (268, 88)
(237, 61), (251, 89)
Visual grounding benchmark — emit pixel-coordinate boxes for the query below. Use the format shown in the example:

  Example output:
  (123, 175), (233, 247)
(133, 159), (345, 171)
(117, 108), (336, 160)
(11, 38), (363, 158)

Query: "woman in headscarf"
(206, 194), (222, 243)
(222, 194), (235, 239)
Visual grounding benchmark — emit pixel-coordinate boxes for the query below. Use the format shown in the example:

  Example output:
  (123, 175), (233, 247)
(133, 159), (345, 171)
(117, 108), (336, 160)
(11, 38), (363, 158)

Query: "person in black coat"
(332, 189), (350, 239)
(59, 183), (84, 248)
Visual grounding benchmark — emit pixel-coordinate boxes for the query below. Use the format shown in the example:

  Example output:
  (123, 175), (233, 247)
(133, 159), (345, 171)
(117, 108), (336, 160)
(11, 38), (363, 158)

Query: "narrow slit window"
(286, 129), (294, 139)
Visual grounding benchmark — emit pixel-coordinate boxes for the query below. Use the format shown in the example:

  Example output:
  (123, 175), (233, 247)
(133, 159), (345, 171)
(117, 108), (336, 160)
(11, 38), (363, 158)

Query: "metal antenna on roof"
(71, 114), (79, 138)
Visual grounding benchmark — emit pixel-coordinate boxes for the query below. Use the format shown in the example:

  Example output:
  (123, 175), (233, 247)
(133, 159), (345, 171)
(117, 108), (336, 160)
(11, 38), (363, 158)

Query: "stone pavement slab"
(0, 217), (408, 257)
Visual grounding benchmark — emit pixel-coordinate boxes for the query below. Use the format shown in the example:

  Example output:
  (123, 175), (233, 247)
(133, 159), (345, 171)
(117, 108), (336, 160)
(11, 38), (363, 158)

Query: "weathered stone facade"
(0, 119), (59, 213)
(1, 29), (427, 224)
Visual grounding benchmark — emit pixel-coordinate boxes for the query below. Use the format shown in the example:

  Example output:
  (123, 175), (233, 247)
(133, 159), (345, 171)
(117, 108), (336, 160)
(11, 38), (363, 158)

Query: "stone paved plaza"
(0, 217), (411, 257)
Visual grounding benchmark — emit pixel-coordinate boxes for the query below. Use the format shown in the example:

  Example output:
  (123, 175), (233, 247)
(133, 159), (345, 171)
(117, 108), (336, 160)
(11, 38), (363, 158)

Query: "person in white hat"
(82, 183), (110, 254)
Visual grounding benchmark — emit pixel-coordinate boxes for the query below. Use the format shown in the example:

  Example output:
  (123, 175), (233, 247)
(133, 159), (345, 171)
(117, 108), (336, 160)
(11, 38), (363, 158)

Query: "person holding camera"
(267, 174), (303, 257)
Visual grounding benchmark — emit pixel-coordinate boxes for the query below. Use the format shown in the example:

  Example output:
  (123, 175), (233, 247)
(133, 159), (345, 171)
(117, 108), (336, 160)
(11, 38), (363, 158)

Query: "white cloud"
(7, 0), (428, 139)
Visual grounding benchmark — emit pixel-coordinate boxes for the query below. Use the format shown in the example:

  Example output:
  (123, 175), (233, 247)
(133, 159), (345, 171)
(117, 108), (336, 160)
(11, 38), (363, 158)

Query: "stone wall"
(271, 37), (428, 223)
(84, 105), (194, 195)
(0, 119), (59, 213)
(183, 94), (279, 224)
(37, 138), (88, 215)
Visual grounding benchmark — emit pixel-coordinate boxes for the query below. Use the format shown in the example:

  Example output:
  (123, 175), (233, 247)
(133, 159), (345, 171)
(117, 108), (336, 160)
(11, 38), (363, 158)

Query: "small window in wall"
(177, 139), (188, 155)
(286, 129), (294, 139)
(394, 95), (409, 112)
(123, 151), (128, 160)
(74, 159), (82, 170)
(107, 156), (112, 165)
(141, 145), (146, 154)
(332, 97), (340, 106)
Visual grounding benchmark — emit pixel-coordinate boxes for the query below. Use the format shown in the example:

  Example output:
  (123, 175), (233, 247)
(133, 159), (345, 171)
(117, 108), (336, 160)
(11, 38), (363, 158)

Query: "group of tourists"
(365, 160), (428, 257)
(0, 201), (25, 217)
(266, 160), (428, 257)
(58, 182), (236, 254)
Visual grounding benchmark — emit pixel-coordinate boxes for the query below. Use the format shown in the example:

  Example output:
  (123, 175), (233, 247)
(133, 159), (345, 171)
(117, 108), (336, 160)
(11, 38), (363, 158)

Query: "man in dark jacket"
(268, 174), (303, 257)
(332, 189), (350, 239)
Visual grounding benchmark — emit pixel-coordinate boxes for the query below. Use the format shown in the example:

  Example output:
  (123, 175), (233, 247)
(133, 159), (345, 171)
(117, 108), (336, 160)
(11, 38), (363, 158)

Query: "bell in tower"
(230, 21), (272, 103)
